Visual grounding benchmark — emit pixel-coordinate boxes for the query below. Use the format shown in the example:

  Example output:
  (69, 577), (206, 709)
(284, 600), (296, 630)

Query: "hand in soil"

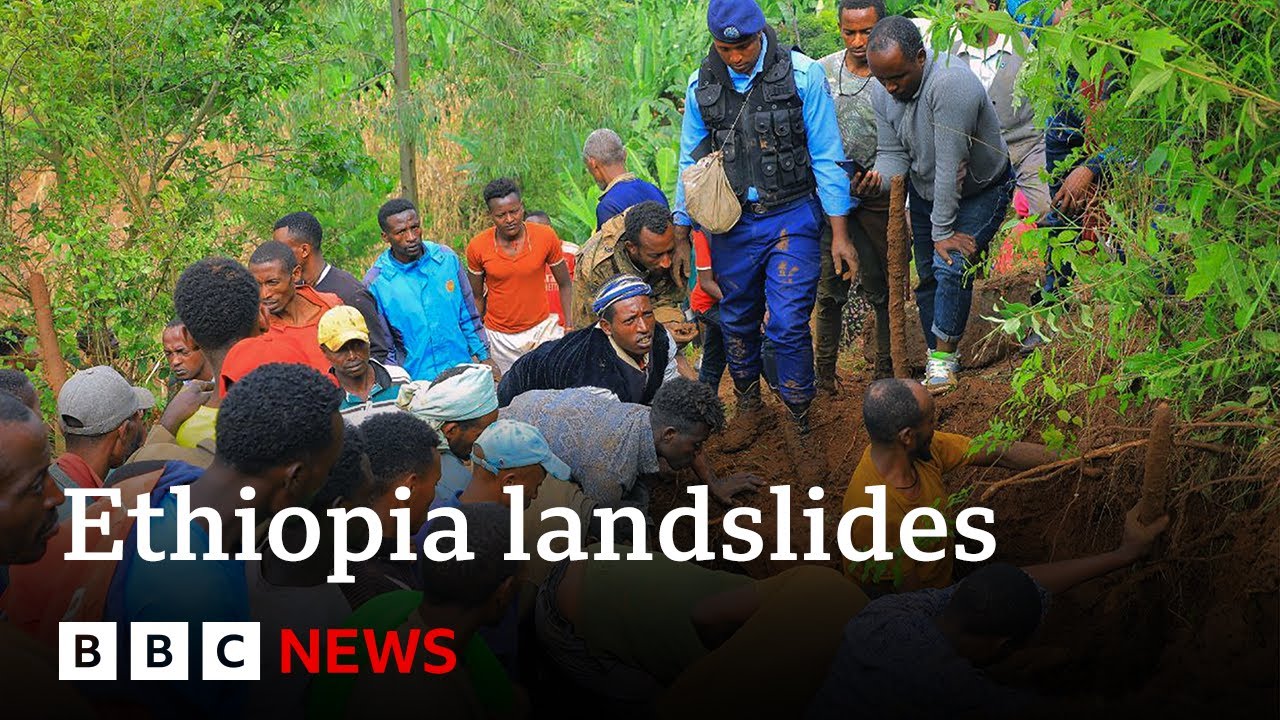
(1119, 504), (1171, 561)
(710, 473), (766, 506)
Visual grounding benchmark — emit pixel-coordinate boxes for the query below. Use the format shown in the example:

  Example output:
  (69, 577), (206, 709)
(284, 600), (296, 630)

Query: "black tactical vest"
(691, 25), (817, 211)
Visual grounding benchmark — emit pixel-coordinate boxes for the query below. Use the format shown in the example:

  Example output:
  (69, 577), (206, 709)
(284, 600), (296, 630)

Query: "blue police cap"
(707, 0), (766, 43)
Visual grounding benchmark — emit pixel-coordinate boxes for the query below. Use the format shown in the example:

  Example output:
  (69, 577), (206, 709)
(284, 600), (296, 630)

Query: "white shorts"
(488, 315), (565, 373)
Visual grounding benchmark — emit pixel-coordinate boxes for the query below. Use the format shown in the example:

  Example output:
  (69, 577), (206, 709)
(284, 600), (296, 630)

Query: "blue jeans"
(710, 198), (822, 408)
(909, 169), (1015, 348)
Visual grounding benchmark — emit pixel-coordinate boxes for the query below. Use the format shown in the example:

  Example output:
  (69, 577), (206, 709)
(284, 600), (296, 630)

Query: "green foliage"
(1, 0), (326, 385)
(963, 0), (1280, 420)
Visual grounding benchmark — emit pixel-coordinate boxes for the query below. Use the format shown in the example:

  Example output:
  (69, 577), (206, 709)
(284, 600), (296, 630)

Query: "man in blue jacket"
(364, 198), (494, 381)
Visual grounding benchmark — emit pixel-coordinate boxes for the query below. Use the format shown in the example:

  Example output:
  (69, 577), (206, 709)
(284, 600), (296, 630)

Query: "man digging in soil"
(844, 378), (1060, 593)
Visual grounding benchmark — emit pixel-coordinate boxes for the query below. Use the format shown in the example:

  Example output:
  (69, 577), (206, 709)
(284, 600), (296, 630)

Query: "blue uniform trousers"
(709, 198), (822, 409)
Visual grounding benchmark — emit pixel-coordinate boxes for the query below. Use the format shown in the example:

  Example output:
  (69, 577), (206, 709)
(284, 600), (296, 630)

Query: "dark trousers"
(816, 194), (892, 372)
(695, 305), (727, 388)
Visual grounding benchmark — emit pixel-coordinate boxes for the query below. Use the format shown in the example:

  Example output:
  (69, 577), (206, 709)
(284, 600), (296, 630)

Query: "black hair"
(249, 239), (299, 273)
(838, 0), (887, 21)
(867, 14), (924, 58)
(0, 369), (37, 408)
(360, 411), (440, 498)
(164, 318), (184, 330)
(862, 378), (923, 443)
(431, 365), (471, 384)
(215, 363), (342, 475)
(620, 201), (673, 249)
(651, 377), (726, 435)
(377, 198), (418, 233)
(525, 210), (551, 222)
(174, 257), (261, 352)
(944, 563), (1044, 643)
(420, 502), (519, 607)
(311, 423), (369, 510)
(0, 390), (37, 425)
(482, 177), (521, 205)
(273, 211), (324, 251)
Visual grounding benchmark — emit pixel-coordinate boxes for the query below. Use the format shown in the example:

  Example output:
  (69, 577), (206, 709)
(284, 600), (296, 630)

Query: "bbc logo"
(59, 622), (261, 681)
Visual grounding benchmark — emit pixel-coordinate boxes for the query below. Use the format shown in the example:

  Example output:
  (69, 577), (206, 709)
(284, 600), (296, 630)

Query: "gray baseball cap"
(57, 365), (156, 436)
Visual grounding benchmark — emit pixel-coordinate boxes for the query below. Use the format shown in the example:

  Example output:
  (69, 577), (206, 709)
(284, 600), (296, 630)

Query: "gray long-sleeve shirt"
(872, 54), (1009, 242)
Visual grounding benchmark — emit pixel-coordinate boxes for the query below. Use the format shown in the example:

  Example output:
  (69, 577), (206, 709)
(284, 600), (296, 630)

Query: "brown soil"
(654, 327), (1279, 716)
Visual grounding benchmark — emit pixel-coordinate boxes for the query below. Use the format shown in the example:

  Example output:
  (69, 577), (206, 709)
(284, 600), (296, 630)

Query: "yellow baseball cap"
(317, 305), (369, 351)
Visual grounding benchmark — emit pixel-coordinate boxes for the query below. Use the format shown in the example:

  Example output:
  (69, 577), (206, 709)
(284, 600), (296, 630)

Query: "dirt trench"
(652, 357), (1278, 717)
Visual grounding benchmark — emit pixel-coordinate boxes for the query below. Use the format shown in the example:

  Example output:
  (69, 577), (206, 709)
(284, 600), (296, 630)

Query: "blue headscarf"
(592, 274), (652, 316)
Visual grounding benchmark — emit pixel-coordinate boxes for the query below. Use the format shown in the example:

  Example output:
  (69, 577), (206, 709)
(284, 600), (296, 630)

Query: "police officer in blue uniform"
(674, 0), (855, 443)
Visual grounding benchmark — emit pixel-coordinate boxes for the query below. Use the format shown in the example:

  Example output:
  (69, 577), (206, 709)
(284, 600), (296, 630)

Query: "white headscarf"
(396, 364), (499, 448)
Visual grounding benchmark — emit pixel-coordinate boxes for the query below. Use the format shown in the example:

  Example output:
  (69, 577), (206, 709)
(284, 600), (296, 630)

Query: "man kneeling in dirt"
(844, 378), (1061, 592)
(808, 505), (1168, 718)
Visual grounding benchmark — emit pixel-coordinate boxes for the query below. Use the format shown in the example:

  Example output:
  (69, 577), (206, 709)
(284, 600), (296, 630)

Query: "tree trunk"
(390, 0), (419, 207)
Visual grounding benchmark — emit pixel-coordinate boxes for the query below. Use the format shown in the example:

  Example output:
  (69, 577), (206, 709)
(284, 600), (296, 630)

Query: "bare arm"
(697, 272), (723, 302)
(467, 269), (486, 320)
(968, 440), (1059, 471)
(550, 260), (574, 328)
(1023, 505), (1169, 595)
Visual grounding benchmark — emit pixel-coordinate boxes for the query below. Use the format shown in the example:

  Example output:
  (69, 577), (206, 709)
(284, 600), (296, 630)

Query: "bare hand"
(668, 321), (699, 345)
(1118, 504), (1170, 561)
(832, 235), (860, 282)
(672, 225), (693, 284)
(481, 358), (502, 382)
(709, 473), (766, 506)
(159, 380), (214, 435)
(851, 170), (883, 198)
(1052, 165), (1096, 215)
(933, 232), (978, 265)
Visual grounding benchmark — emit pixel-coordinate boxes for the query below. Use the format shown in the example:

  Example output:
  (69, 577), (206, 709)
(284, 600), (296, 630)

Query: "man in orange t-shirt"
(467, 178), (573, 373)
(248, 239), (343, 379)
(843, 379), (1058, 594)
(527, 210), (579, 329)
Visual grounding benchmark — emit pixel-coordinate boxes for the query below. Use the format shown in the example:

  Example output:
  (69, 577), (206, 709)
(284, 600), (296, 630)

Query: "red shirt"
(220, 331), (338, 396)
(545, 241), (579, 327)
(466, 223), (565, 333)
(689, 230), (717, 314)
(54, 453), (102, 489)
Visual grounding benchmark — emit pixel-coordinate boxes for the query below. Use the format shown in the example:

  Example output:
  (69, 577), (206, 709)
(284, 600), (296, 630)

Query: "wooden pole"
(1139, 401), (1174, 523)
(886, 175), (910, 379)
(390, 0), (419, 207)
(28, 271), (67, 395)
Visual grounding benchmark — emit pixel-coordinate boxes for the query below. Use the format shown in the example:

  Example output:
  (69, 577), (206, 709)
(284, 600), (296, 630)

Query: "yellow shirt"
(842, 431), (973, 590)
(175, 404), (218, 449)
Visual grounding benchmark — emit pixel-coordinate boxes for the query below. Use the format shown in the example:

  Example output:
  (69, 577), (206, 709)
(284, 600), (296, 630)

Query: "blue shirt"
(109, 492), (249, 717)
(675, 35), (853, 226)
(597, 175), (669, 229)
(365, 245), (489, 381)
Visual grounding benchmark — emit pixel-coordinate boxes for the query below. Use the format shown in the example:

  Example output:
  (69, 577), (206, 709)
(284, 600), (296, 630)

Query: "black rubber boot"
(720, 380), (770, 453)
(782, 401), (827, 486)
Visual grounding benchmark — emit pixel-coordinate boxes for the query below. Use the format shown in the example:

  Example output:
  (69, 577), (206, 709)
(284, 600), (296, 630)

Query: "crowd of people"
(0, 0), (1168, 717)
